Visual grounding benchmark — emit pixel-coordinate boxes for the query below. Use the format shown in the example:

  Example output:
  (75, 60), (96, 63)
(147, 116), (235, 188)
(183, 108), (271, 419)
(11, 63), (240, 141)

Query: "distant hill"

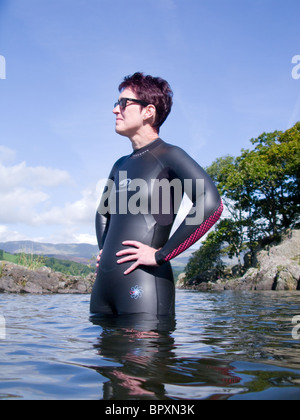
(0, 241), (99, 264)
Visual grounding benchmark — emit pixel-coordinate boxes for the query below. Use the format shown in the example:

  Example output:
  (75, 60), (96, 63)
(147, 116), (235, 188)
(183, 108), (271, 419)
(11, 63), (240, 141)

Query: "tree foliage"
(185, 230), (225, 278)
(186, 122), (300, 279)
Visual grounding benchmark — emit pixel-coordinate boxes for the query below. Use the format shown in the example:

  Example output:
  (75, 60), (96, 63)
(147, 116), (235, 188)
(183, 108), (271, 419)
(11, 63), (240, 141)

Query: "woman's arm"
(155, 146), (223, 264)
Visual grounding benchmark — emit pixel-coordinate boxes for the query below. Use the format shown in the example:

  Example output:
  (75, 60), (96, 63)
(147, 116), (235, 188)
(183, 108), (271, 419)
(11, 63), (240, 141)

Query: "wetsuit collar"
(131, 138), (163, 158)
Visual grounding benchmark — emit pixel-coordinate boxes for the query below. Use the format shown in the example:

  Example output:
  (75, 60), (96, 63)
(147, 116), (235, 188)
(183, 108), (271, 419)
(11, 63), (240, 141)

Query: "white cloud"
(0, 146), (17, 164)
(0, 145), (73, 226)
(0, 188), (49, 225)
(72, 232), (97, 245)
(0, 146), (104, 243)
(0, 225), (27, 242)
(35, 180), (104, 227)
(0, 161), (71, 192)
(38, 225), (98, 245)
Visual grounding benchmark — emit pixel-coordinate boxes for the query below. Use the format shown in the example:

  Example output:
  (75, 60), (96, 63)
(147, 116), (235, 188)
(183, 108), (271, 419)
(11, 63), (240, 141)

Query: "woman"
(90, 73), (223, 316)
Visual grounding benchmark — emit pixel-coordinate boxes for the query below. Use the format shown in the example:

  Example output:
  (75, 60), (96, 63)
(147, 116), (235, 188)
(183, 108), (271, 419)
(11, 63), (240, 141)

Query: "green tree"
(208, 123), (300, 243)
(235, 124), (300, 238)
(252, 124), (299, 233)
(186, 122), (300, 280)
(185, 230), (225, 279)
(207, 155), (252, 258)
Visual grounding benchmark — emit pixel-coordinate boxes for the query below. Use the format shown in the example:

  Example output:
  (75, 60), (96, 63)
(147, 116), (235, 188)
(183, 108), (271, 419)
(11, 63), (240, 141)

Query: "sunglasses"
(114, 97), (150, 111)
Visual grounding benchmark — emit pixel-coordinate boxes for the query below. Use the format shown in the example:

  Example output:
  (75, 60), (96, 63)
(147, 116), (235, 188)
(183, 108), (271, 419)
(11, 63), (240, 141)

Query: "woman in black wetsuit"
(90, 73), (223, 316)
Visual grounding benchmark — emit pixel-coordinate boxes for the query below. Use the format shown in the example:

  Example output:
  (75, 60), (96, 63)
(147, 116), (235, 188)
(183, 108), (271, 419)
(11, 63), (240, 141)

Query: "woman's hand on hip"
(116, 241), (159, 275)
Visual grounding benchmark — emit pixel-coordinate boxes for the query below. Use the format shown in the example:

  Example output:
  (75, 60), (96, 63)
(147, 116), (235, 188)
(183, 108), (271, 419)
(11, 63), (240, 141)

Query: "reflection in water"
(1, 292), (300, 399)
(90, 314), (242, 400)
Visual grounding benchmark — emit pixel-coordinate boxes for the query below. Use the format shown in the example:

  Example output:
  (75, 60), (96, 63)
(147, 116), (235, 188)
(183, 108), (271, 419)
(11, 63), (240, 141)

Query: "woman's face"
(113, 88), (147, 138)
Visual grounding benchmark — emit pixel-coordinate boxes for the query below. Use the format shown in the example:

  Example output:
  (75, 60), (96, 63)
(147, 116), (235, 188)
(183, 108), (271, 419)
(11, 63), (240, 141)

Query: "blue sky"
(0, 0), (299, 244)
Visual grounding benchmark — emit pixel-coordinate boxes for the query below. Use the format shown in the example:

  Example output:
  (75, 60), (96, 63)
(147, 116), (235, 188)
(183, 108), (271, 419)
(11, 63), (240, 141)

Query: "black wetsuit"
(90, 138), (223, 316)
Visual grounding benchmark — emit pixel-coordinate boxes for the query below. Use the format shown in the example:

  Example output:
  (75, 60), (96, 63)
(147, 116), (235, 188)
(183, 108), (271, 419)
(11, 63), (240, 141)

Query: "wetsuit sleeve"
(95, 161), (118, 250)
(95, 212), (110, 250)
(155, 147), (223, 265)
(95, 177), (111, 249)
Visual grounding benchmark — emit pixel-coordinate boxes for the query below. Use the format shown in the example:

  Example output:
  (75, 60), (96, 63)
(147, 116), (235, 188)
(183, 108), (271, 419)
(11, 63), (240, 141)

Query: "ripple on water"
(0, 291), (300, 400)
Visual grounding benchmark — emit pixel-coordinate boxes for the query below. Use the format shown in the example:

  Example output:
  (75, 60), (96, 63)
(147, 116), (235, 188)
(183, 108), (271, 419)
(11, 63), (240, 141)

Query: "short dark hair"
(119, 72), (173, 131)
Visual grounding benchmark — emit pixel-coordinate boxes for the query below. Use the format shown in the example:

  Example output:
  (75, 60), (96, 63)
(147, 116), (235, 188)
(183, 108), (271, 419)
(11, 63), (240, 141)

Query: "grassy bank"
(0, 249), (95, 277)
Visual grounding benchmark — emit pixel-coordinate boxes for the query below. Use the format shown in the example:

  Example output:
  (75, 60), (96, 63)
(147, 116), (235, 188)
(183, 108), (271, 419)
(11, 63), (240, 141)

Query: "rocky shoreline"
(0, 262), (95, 294)
(0, 230), (299, 294)
(177, 230), (300, 292)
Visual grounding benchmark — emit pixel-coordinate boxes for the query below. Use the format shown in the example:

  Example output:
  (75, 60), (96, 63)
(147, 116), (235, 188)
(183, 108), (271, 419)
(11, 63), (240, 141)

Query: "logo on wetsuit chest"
(119, 178), (132, 190)
(130, 285), (144, 299)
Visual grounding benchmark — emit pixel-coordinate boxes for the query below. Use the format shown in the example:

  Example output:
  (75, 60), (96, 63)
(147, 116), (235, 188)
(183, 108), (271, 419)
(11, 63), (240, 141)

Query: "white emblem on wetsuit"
(130, 285), (144, 299)
(119, 178), (132, 190)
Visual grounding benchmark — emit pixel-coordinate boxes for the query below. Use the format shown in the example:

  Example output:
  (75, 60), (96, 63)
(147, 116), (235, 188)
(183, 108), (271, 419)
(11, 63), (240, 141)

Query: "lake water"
(0, 290), (300, 400)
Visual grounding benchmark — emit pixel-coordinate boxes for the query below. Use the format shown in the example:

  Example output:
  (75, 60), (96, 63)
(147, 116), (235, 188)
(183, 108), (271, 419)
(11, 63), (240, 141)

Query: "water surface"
(0, 290), (300, 400)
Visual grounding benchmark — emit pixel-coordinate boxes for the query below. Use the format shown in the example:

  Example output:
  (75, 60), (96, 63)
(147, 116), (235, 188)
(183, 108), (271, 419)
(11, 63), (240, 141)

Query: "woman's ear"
(143, 104), (156, 122)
